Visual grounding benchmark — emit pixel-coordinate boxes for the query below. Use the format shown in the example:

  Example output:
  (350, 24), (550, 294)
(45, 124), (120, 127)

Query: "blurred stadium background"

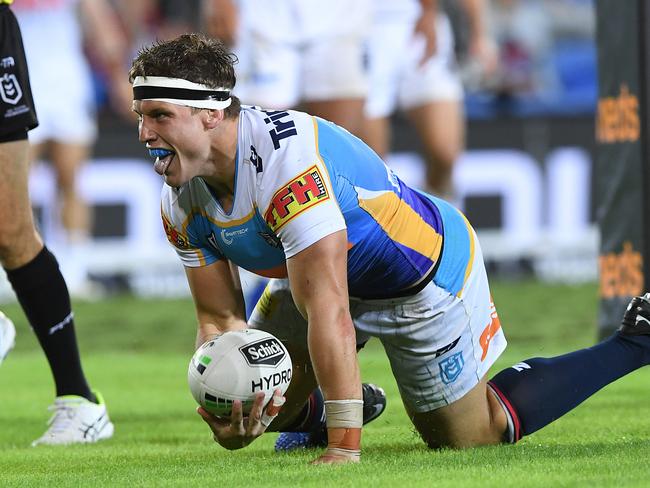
(10, 2), (650, 484)
(0, 0), (599, 307)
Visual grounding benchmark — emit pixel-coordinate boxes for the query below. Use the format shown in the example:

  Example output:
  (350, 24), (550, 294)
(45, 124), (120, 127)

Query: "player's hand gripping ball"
(188, 329), (292, 416)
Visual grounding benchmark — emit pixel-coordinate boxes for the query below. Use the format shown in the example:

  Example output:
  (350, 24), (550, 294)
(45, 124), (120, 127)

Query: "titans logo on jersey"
(161, 106), (474, 297)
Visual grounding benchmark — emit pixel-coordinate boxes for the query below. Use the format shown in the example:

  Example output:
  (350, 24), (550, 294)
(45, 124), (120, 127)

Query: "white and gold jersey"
(162, 107), (471, 299)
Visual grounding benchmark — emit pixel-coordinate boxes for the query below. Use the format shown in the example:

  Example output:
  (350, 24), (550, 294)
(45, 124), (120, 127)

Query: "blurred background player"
(363, 0), (497, 200)
(12, 0), (131, 295)
(0, 0), (113, 445)
(202, 0), (371, 136)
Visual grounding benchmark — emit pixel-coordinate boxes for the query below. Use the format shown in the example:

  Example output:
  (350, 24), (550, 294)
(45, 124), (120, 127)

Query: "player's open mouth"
(148, 148), (176, 176)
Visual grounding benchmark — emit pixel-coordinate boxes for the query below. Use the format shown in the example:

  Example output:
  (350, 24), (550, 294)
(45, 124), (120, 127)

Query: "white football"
(188, 329), (292, 416)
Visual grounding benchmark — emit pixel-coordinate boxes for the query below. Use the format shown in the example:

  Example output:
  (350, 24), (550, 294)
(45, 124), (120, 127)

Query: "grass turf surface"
(1, 281), (650, 487)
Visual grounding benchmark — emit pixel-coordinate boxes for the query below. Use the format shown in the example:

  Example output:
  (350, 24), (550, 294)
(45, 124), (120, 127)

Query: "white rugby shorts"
(17, 8), (97, 145)
(248, 229), (507, 413)
(234, 0), (370, 108)
(235, 34), (368, 109)
(365, 13), (464, 119)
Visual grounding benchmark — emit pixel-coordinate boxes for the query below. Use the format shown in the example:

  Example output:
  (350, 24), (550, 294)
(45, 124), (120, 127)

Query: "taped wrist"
(260, 394), (286, 428)
(324, 399), (363, 458)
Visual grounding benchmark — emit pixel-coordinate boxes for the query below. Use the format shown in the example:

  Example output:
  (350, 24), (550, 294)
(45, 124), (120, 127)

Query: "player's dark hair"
(129, 33), (241, 119)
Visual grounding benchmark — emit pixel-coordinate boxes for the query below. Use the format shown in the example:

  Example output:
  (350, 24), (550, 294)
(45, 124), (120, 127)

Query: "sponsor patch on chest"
(264, 165), (329, 231)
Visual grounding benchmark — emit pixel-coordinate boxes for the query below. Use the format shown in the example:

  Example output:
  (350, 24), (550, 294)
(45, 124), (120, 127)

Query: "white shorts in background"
(16, 3), (97, 145)
(236, 34), (368, 108)
(365, 13), (464, 119)
(248, 230), (507, 413)
(234, 0), (370, 108)
(26, 50), (97, 146)
(28, 86), (97, 146)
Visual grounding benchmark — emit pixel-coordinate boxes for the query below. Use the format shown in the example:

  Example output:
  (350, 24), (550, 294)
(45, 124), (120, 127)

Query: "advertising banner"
(595, 0), (645, 337)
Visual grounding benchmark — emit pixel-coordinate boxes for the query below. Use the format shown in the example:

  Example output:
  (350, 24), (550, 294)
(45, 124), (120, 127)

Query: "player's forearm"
(186, 261), (248, 349)
(307, 308), (363, 461)
(285, 231), (361, 460)
(307, 311), (361, 401)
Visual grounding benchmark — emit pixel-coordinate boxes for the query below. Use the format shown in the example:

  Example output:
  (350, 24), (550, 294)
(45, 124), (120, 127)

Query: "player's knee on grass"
(407, 378), (508, 449)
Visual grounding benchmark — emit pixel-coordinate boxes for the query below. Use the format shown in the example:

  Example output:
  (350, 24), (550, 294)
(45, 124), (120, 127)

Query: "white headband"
(132, 76), (232, 110)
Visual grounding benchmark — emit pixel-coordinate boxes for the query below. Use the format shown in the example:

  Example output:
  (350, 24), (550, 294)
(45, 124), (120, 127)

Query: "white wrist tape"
(324, 399), (363, 429)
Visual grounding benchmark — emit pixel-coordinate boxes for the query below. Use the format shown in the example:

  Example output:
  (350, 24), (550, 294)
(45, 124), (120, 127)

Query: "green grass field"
(2, 281), (650, 487)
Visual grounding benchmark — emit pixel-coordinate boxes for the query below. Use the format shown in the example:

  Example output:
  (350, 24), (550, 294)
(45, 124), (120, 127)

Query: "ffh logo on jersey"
(0, 73), (22, 105)
(239, 338), (286, 367)
(162, 213), (191, 250)
(264, 165), (329, 231)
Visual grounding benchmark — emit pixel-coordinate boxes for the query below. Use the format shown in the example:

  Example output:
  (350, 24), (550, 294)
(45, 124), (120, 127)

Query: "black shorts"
(0, 4), (38, 140)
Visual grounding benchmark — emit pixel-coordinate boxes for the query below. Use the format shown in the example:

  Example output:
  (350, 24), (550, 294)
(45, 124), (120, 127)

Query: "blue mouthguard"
(148, 148), (174, 158)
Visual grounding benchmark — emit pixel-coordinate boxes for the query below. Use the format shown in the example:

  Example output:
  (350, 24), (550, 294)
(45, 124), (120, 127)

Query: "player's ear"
(203, 109), (224, 129)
